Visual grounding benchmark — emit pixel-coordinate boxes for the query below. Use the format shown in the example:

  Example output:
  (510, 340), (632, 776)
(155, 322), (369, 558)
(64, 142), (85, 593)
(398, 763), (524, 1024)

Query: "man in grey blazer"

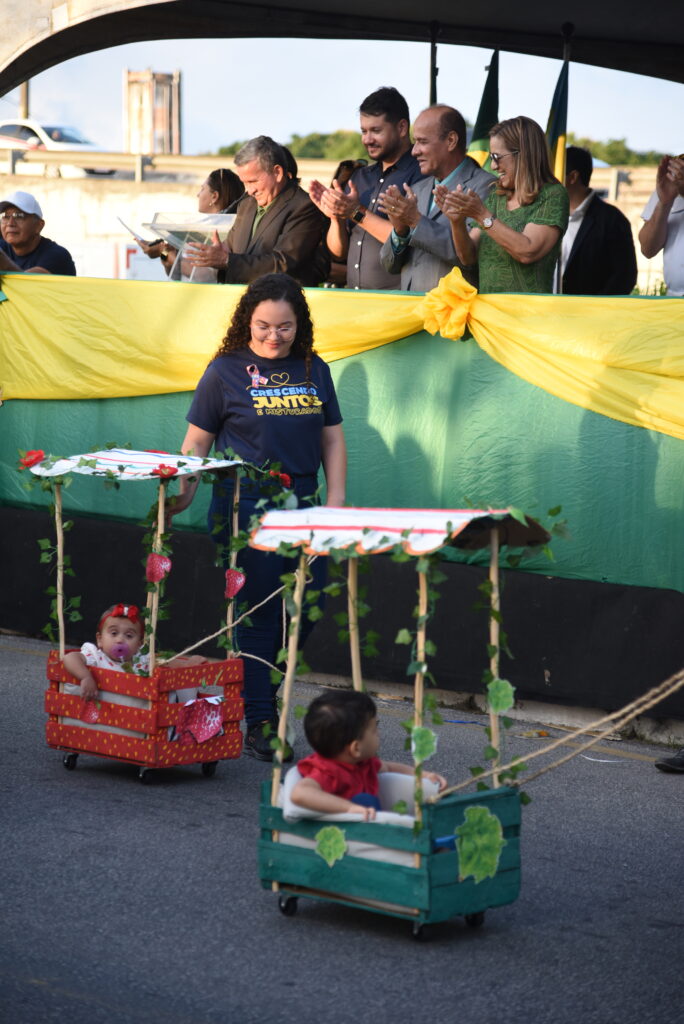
(378, 106), (496, 291)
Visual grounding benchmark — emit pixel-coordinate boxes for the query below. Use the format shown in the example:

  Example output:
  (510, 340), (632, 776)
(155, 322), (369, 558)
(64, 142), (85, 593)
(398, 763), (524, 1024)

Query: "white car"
(0, 118), (114, 178)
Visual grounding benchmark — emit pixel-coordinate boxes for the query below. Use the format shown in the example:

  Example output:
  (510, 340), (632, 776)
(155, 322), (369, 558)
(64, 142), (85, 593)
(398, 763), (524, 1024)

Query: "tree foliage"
(567, 132), (663, 166)
(217, 130), (366, 161)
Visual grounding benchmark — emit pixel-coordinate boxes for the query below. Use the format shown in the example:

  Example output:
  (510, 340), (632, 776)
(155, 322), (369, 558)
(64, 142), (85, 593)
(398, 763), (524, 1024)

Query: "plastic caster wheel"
(278, 895), (298, 917)
(201, 761), (218, 778)
(465, 911), (485, 929)
(412, 921), (431, 941)
(138, 767), (152, 784)
(62, 753), (78, 770)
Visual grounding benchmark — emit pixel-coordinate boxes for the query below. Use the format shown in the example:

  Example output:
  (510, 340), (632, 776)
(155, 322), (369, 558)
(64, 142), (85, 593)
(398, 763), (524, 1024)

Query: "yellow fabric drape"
(3, 269), (684, 442)
(419, 269), (684, 441)
(0, 275), (422, 401)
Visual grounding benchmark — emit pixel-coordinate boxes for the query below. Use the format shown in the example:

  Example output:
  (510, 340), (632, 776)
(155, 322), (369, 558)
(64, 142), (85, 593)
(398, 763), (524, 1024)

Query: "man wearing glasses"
(0, 190), (76, 275)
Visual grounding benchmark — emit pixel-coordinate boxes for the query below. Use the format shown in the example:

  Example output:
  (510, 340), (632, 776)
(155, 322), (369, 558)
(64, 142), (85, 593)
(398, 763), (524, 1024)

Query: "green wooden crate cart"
(251, 506), (549, 937)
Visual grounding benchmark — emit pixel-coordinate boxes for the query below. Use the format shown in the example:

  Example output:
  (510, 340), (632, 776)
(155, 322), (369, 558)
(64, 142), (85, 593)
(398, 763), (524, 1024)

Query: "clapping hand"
(309, 178), (359, 220)
(377, 183), (419, 233)
(440, 185), (487, 224)
(184, 230), (228, 268)
(656, 154), (684, 204)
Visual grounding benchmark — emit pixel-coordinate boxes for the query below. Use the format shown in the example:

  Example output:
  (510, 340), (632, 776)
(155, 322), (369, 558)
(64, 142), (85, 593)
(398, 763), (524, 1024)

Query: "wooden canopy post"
(270, 551), (308, 805)
(413, 567), (428, 853)
(347, 558), (364, 692)
(226, 471), (241, 655)
(147, 481), (166, 674)
(54, 482), (65, 660)
(489, 527), (501, 787)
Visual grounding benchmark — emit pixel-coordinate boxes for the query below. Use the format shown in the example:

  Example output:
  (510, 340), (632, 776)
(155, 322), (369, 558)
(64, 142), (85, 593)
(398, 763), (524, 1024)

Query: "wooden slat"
(258, 840), (431, 910)
(260, 804), (432, 855)
(428, 837), (521, 887)
(423, 873), (521, 924)
(46, 721), (154, 763)
(153, 728), (243, 766)
(44, 691), (157, 732)
(156, 696), (243, 727)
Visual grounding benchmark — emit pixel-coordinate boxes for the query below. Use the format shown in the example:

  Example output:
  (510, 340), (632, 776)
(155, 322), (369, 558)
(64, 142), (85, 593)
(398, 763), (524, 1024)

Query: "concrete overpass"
(2, 0), (684, 98)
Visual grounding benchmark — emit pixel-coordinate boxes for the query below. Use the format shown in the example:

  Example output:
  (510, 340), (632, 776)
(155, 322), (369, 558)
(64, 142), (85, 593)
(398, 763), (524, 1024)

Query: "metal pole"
(18, 81), (29, 118)
(429, 22), (439, 105)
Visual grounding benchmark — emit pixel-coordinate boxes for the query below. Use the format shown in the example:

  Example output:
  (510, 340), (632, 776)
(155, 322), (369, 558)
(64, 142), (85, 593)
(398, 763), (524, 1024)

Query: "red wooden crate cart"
(30, 448), (247, 781)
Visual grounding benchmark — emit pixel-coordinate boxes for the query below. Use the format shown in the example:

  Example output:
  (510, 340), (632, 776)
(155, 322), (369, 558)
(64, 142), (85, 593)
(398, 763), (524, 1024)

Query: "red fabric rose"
(152, 464), (178, 478)
(19, 449), (45, 469)
(269, 470), (292, 488)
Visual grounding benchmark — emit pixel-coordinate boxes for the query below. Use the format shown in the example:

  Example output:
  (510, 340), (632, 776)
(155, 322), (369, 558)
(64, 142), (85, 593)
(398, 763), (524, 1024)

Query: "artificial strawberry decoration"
(146, 553), (172, 582)
(224, 568), (246, 599)
(177, 697), (223, 744)
(82, 700), (100, 724)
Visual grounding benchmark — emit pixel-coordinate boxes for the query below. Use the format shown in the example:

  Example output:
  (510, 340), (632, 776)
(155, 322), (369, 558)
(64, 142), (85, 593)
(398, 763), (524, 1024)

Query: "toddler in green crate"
(291, 689), (447, 822)
(63, 602), (208, 700)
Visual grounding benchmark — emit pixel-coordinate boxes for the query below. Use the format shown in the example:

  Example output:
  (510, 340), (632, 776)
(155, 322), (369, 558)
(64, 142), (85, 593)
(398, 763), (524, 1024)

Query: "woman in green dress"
(437, 116), (569, 293)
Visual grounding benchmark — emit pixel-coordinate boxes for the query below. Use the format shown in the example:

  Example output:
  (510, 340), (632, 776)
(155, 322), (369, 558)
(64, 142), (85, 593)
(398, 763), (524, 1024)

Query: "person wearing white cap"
(0, 190), (76, 275)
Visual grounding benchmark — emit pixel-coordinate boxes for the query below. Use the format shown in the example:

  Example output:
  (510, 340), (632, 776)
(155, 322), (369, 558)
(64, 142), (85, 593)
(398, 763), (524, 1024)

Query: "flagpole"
(549, 23), (574, 293)
(429, 22), (439, 105)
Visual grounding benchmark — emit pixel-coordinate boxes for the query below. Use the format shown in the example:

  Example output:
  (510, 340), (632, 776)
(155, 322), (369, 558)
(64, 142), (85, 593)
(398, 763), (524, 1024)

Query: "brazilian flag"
(546, 60), (569, 182)
(467, 51), (499, 169)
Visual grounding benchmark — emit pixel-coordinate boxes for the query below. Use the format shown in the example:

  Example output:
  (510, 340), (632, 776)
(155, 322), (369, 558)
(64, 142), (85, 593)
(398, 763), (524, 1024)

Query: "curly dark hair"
(215, 273), (317, 376)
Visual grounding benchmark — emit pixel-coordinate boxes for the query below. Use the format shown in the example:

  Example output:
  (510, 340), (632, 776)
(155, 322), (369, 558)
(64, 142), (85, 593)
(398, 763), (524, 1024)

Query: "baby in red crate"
(63, 603), (207, 700)
(291, 690), (447, 821)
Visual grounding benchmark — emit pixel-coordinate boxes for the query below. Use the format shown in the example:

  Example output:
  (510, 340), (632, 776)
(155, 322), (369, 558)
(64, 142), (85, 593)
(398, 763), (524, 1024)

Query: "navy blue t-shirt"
(186, 348), (342, 478)
(0, 235), (76, 275)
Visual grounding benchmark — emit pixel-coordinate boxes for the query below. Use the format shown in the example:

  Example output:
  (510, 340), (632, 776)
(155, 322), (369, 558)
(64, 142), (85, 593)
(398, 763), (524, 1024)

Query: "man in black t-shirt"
(0, 190), (76, 275)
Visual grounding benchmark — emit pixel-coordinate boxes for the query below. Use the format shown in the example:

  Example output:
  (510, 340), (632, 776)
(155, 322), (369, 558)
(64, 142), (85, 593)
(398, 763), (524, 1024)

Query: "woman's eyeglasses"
(489, 151), (519, 166)
(251, 322), (296, 338)
(0, 211), (28, 221)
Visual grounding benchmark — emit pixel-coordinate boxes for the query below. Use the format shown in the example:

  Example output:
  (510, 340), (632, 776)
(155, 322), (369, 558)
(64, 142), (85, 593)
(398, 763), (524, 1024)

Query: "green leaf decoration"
(487, 677), (515, 714)
(508, 506), (528, 526)
(315, 826), (347, 867)
(395, 628), (412, 645)
(456, 805), (506, 883)
(392, 800), (408, 815)
(411, 726), (437, 765)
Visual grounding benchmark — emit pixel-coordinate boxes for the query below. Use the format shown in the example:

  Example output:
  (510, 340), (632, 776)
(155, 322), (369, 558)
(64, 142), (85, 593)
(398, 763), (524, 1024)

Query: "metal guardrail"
(0, 147), (339, 184)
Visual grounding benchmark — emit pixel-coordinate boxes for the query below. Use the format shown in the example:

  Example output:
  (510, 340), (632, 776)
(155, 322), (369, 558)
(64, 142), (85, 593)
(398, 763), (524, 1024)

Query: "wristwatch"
(351, 205), (368, 224)
(482, 215), (496, 230)
(160, 247), (170, 262)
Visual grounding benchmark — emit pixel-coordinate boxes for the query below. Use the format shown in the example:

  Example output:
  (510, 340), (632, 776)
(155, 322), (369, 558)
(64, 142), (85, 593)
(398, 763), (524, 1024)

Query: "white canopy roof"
(29, 447), (243, 480)
(249, 506), (549, 556)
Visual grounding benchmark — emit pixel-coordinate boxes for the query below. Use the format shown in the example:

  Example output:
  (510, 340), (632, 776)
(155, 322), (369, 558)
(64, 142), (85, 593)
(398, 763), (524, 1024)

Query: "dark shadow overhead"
(2, 0), (684, 96)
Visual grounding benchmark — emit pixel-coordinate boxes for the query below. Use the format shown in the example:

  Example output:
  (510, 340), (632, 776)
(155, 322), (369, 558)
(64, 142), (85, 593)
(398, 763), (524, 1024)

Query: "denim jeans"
(209, 476), (326, 727)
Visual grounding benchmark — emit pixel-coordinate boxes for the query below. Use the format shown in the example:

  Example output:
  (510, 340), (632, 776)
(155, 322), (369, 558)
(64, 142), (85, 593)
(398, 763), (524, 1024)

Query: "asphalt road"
(1, 634), (681, 1024)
